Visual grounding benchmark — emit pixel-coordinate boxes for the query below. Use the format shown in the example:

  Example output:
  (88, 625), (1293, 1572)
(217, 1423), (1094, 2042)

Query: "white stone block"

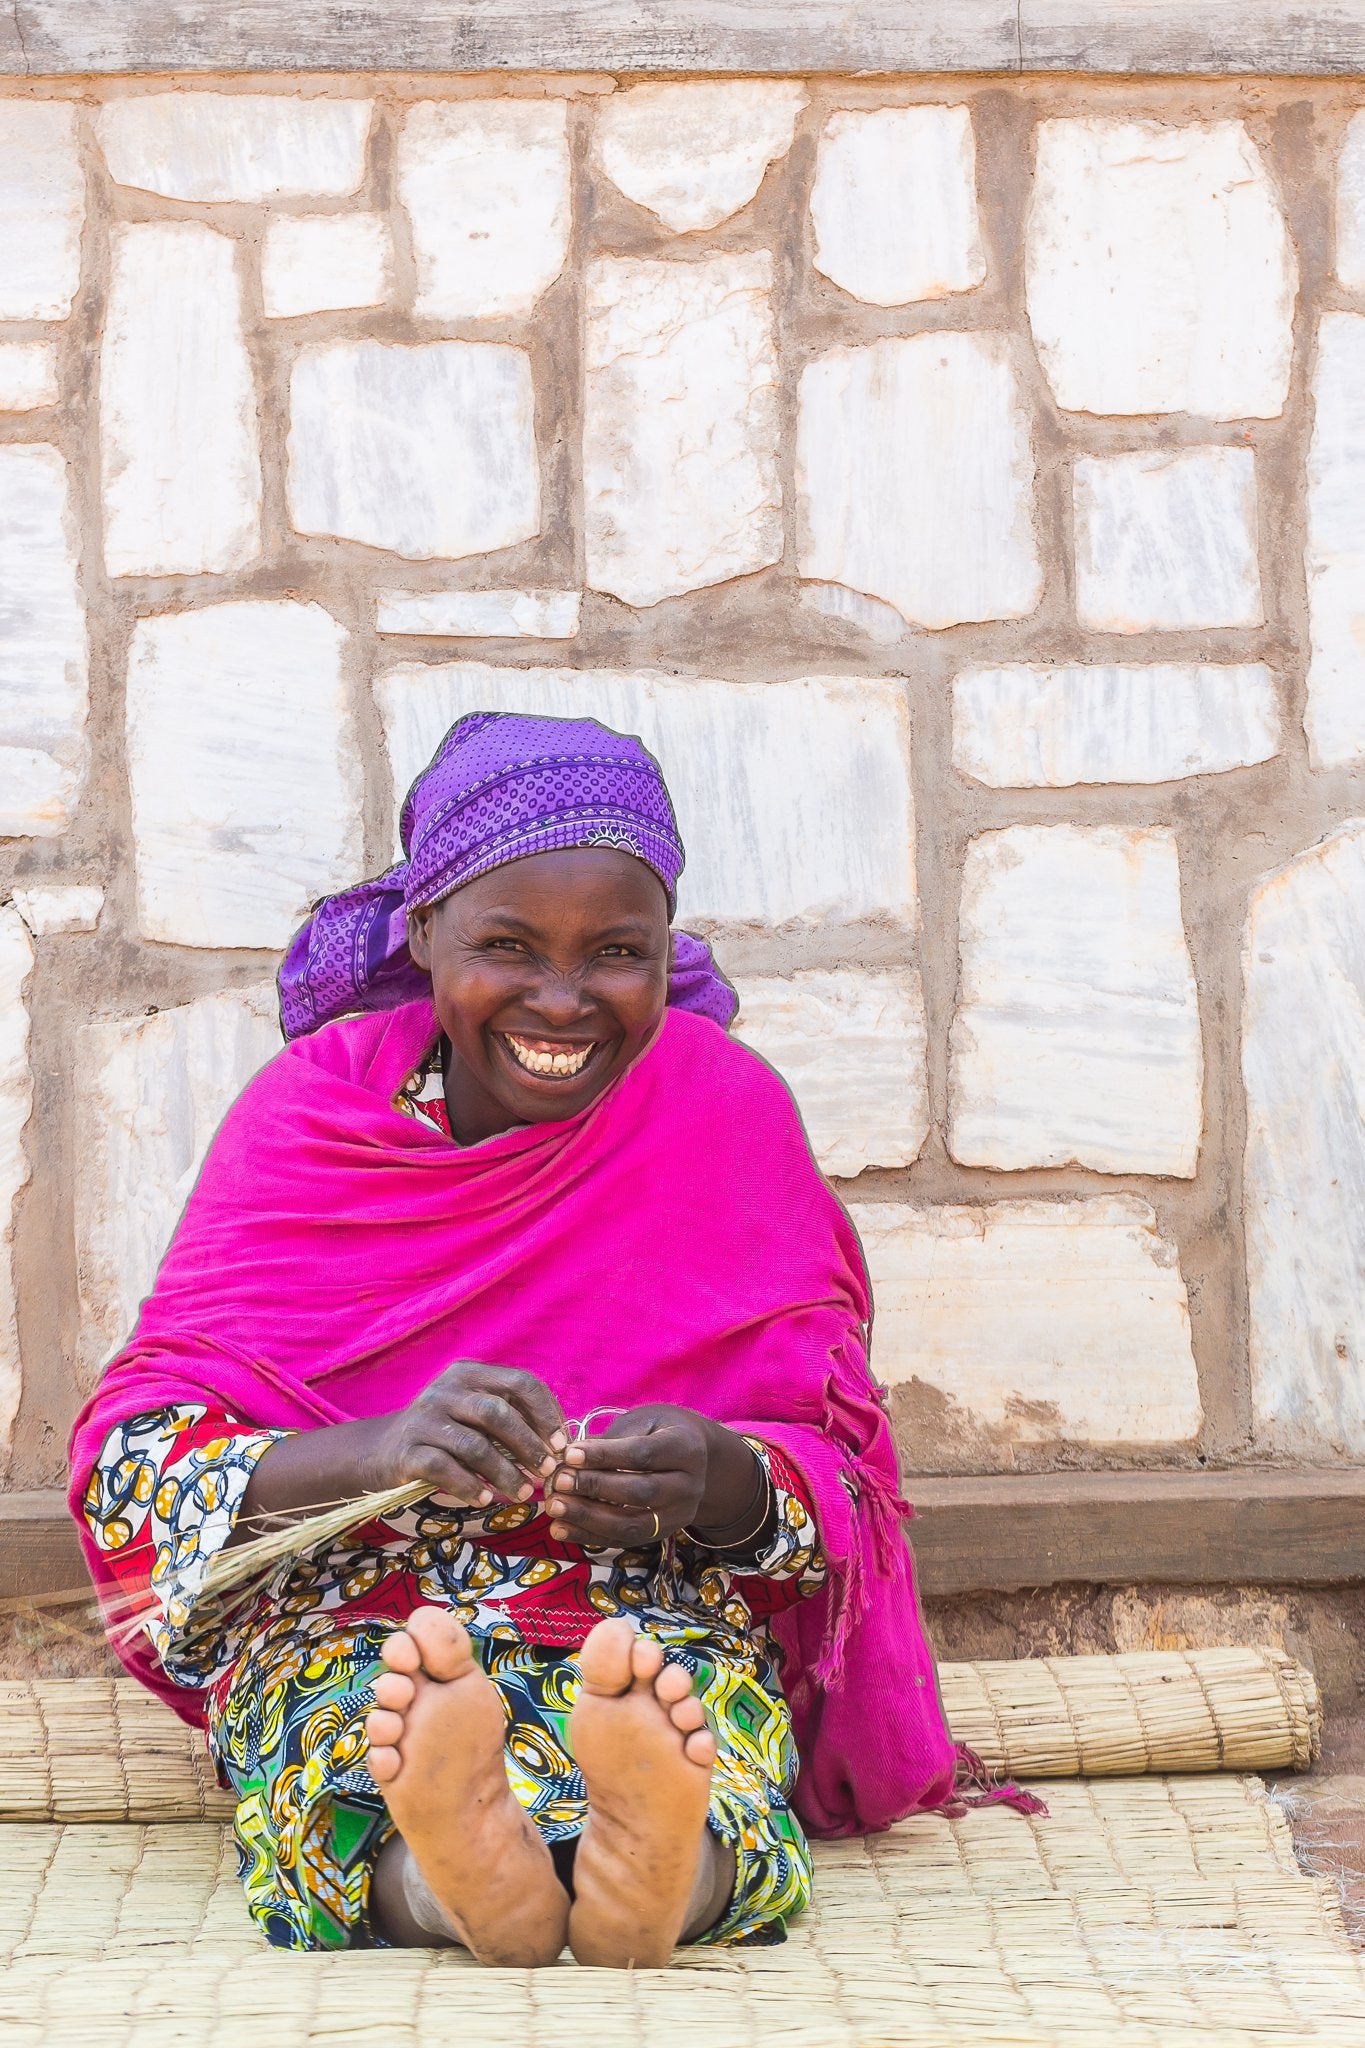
(100, 223), (262, 580)
(0, 444), (88, 839)
(375, 666), (917, 931)
(584, 254), (781, 609)
(1244, 823), (1365, 1457)
(11, 884), (103, 935)
(0, 905), (30, 1445)
(594, 81), (805, 233)
(376, 589), (581, 639)
(1335, 111), (1365, 292)
(949, 826), (1203, 1177)
(0, 343), (57, 412)
(126, 601), (364, 950)
(77, 988), (280, 1375)
(810, 105), (985, 306)
(1026, 118), (1296, 420)
(0, 102), (83, 321)
(798, 582), (906, 645)
(96, 93), (371, 203)
(850, 1197), (1201, 1451)
(798, 331), (1040, 631)
(733, 971), (928, 1177)
(952, 663), (1280, 787)
(289, 340), (539, 563)
(1073, 448), (1262, 633)
(261, 212), (391, 318)
(1305, 313), (1365, 767)
(398, 100), (571, 320)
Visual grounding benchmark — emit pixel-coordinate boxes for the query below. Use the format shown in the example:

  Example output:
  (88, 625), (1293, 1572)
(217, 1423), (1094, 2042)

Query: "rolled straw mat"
(0, 1647), (1319, 1824)
(1, 1776), (1362, 2044)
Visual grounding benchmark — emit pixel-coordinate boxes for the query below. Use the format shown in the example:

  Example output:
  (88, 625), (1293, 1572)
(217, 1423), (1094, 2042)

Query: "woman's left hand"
(543, 1403), (757, 1549)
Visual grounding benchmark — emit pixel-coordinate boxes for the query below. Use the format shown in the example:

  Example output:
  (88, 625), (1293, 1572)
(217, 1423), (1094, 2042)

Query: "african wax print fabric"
(84, 1405), (824, 1951)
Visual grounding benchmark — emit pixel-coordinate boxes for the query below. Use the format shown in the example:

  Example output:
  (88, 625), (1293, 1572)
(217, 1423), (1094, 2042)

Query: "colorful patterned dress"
(84, 1410), (824, 1952)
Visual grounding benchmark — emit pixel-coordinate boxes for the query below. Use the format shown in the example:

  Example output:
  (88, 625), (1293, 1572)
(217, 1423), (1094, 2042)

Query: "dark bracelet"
(683, 1452), (773, 1551)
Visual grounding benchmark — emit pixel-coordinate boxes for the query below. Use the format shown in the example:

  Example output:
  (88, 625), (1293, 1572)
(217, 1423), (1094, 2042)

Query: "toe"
(368, 1741), (401, 1785)
(367, 1707), (405, 1748)
(683, 1728), (717, 1769)
(406, 1605), (472, 1680)
(578, 1616), (636, 1697)
(653, 1662), (691, 1705)
(630, 1632), (665, 1686)
(667, 1695), (707, 1735)
(372, 1670), (416, 1712)
(381, 1628), (421, 1677)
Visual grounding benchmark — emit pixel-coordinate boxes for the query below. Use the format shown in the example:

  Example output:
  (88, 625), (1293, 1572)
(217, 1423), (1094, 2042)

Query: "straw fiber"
(0, 1777), (1362, 2044)
(0, 1649), (1320, 1825)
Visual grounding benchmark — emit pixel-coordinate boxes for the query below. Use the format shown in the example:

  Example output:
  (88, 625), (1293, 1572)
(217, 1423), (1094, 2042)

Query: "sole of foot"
(568, 1616), (717, 1969)
(366, 1605), (569, 1966)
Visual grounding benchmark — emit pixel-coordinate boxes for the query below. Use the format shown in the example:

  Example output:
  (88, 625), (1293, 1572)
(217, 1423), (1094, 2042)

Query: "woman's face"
(407, 847), (672, 1145)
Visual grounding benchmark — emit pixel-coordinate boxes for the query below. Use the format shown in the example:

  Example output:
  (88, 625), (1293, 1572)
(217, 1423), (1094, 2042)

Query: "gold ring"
(648, 1509), (661, 1542)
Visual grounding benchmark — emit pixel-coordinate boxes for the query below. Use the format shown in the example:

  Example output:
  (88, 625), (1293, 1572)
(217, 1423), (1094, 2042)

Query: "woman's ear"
(407, 903), (434, 972)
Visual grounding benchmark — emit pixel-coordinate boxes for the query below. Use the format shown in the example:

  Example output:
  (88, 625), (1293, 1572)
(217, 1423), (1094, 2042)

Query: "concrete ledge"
(7, 1470), (1365, 1603)
(909, 1468), (1365, 1596)
(4, 2), (1365, 78)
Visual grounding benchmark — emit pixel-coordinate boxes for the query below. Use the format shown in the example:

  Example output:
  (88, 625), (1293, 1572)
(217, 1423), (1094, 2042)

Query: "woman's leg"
(566, 1617), (721, 1967)
(364, 1607), (570, 1965)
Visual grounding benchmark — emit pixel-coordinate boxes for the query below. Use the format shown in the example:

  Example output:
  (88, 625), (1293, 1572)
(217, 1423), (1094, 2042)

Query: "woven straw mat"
(0, 1652), (1356, 2045)
(0, 1648), (1321, 1825)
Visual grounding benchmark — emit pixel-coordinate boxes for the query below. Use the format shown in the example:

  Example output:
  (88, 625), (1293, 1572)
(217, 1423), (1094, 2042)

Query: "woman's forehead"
(441, 846), (669, 921)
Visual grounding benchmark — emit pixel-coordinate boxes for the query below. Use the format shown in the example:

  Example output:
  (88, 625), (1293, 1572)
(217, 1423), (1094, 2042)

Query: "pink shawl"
(69, 1000), (958, 1837)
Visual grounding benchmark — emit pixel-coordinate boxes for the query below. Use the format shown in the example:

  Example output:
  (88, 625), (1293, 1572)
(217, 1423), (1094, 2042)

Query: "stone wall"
(0, 72), (1362, 1493)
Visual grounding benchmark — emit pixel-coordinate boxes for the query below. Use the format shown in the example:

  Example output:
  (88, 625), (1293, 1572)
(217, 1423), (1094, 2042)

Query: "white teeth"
(505, 1035), (594, 1078)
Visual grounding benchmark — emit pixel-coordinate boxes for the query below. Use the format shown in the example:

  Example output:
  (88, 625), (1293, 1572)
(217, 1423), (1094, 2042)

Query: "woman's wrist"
(689, 1424), (765, 1542)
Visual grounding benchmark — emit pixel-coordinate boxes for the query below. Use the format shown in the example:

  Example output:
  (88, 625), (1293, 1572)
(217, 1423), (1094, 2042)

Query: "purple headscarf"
(279, 711), (737, 1040)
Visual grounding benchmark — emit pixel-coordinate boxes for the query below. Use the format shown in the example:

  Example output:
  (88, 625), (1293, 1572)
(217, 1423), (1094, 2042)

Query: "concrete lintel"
(10, 1470), (1365, 1603)
(3, 2), (1365, 79)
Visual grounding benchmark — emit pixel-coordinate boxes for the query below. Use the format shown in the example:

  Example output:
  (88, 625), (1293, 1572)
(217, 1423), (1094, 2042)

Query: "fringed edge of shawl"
(941, 1744), (1048, 1819)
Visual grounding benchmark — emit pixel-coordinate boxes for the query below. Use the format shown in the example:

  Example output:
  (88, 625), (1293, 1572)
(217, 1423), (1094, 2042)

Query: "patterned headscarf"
(278, 711), (737, 1040)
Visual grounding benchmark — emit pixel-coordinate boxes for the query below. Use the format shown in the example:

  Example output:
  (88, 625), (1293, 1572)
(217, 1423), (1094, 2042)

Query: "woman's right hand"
(361, 1362), (569, 1508)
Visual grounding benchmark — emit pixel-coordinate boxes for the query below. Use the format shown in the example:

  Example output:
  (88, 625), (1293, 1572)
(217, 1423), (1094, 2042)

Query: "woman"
(69, 711), (974, 1969)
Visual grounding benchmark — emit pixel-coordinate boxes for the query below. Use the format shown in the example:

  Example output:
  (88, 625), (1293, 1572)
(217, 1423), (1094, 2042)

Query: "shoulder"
(662, 1007), (796, 1099)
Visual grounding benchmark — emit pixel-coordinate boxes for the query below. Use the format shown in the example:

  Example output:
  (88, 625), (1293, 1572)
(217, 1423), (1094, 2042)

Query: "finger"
(547, 1496), (666, 1546)
(398, 1444), (495, 1509)
(443, 1391), (561, 1481)
(422, 1424), (533, 1504)
(548, 1466), (680, 1509)
(564, 1432), (680, 1476)
(473, 1367), (569, 1460)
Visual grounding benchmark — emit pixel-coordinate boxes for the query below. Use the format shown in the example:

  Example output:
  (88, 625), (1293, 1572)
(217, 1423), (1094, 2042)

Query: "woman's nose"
(526, 973), (591, 1027)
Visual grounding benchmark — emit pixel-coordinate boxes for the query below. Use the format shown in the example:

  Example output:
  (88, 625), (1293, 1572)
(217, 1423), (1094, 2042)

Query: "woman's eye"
(599, 945), (638, 959)
(485, 938), (525, 953)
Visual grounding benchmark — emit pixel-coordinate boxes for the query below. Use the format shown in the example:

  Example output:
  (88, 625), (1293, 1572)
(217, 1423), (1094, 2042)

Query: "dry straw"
(3, 1775), (1363, 2042)
(0, 1649), (1319, 1826)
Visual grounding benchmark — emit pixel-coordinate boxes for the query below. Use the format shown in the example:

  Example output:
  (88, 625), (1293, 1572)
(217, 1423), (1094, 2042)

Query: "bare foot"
(568, 1617), (716, 1968)
(365, 1607), (569, 1965)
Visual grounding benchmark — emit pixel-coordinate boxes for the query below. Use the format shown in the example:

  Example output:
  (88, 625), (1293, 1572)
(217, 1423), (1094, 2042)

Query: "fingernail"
(550, 1431), (567, 1452)
(566, 1447), (586, 1466)
(539, 1455), (557, 1476)
(477, 1489), (493, 1506)
(517, 1483), (534, 1502)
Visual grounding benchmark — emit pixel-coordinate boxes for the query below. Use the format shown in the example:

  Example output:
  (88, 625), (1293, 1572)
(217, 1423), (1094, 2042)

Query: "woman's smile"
(500, 1032), (601, 1080)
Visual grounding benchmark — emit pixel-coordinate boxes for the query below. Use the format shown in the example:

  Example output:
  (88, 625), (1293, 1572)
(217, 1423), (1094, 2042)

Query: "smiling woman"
(67, 712), (984, 1971)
